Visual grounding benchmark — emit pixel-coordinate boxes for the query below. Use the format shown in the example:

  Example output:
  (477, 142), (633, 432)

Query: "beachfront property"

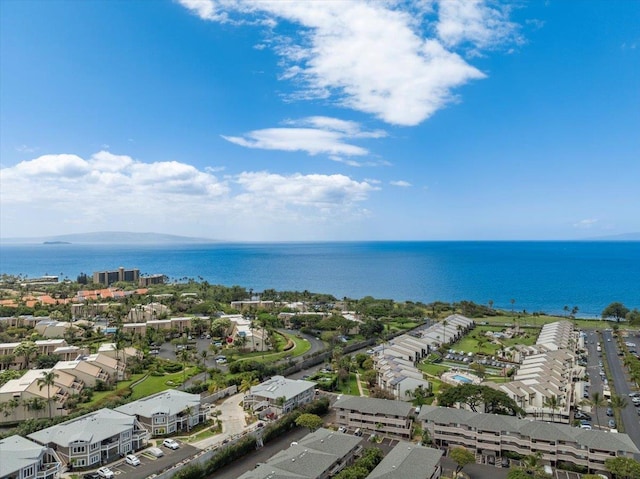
(92, 267), (140, 286)
(371, 314), (475, 399)
(27, 408), (149, 468)
(243, 375), (316, 415)
(367, 441), (443, 479)
(114, 389), (204, 436)
(0, 435), (62, 479)
(417, 405), (639, 474)
(333, 395), (414, 439)
(237, 428), (362, 479)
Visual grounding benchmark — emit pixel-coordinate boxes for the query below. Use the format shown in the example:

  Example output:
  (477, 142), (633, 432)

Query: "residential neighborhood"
(1, 274), (639, 479)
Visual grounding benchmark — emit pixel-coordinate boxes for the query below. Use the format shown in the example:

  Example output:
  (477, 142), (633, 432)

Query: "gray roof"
(28, 408), (137, 446)
(0, 435), (48, 477)
(250, 376), (316, 401)
(333, 395), (413, 417)
(237, 428), (361, 479)
(368, 441), (443, 479)
(418, 406), (640, 455)
(115, 389), (200, 417)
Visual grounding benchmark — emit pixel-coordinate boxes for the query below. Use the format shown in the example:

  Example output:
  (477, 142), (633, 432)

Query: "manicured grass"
(78, 374), (144, 409)
(234, 332), (311, 364)
(418, 362), (449, 377)
(337, 373), (359, 395)
(130, 367), (199, 400)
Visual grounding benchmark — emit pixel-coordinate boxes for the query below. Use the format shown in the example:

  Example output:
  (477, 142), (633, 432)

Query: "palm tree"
(543, 395), (560, 422)
(37, 370), (59, 419)
(240, 377), (258, 393)
(610, 394), (628, 423)
(442, 319), (448, 346)
(522, 452), (544, 475)
(590, 391), (606, 430)
(14, 341), (38, 369)
(183, 405), (193, 432)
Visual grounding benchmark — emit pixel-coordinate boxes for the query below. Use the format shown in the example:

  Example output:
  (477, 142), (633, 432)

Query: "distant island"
(1, 231), (217, 245)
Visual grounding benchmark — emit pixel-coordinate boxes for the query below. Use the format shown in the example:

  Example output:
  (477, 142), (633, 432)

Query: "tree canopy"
(438, 383), (524, 416)
(294, 413), (324, 432)
(449, 447), (475, 475)
(605, 456), (640, 479)
(601, 302), (630, 322)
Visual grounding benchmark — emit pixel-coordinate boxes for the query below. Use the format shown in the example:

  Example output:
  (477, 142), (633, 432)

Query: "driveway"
(191, 393), (247, 449)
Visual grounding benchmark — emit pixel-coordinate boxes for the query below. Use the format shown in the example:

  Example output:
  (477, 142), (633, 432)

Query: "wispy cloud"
(222, 116), (384, 158)
(573, 218), (598, 229)
(390, 180), (412, 187)
(15, 144), (38, 153)
(0, 151), (378, 238)
(178, 0), (521, 126)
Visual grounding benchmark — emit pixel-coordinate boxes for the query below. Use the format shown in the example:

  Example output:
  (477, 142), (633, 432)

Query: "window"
(71, 446), (86, 454)
(23, 466), (35, 478)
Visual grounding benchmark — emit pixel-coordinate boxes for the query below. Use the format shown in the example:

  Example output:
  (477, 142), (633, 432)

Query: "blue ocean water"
(0, 241), (638, 318)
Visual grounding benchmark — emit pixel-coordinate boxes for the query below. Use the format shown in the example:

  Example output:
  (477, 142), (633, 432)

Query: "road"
(582, 330), (609, 430)
(601, 329), (640, 449)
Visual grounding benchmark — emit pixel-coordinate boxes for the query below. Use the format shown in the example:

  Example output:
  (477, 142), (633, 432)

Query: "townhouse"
(367, 441), (443, 479)
(225, 314), (269, 351)
(0, 340), (87, 371)
(237, 428), (362, 479)
(114, 389), (204, 436)
(52, 360), (110, 388)
(418, 405), (639, 474)
(28, 408), (148, 468)
(333, 395), (414, 439)
(486, 322), (585, 423)
(0, 435), (62, 479)
(243, 375), (316, 415)
(371, 314), (475, 399)
(0, 369), (85, 424)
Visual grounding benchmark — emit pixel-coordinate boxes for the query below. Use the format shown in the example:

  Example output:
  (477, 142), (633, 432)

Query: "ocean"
(0, 241), (638, 318)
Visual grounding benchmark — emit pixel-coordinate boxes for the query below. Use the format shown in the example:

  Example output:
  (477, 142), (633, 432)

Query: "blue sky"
(1, 0), (638, 241)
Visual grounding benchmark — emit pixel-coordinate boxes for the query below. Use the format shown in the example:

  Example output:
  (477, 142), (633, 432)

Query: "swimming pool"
(452, 374), (473, 383)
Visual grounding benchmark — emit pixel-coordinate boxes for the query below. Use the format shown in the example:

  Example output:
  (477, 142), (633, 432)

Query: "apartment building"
(243, 376), (316, 415)
(368, 441), (443, 479)
(418, 405), (639, 474)
(0, 435), (62, 479)
(92, 268), (140, 286)
(371, 314), (475, 399)
(333, 396), (414, 439)
(28, 408), (149, 468)
(237, 428), (362, 479)
(115, 389), (204, 436)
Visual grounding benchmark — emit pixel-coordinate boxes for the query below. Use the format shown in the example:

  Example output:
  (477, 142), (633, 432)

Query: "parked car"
(163, 439), (180, 450)
(97, 467), (114, 479)
(606, 408), (614, 416)
(338, 426), (347, 433)
(147, 447), (164, 457)
(125, 454), (141, 466)
(501, 457), (510, 468)
(608, 419), (616, 428)
(83, 474), (100, 479)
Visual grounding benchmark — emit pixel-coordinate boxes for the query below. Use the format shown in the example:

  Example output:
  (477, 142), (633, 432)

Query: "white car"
(97, 467), (114, 479)
(125, 454), (141, 466)
(163, 439), (180, 450)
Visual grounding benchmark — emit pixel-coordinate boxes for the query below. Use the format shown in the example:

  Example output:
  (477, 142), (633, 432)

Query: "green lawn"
(130, 367), (199, 400)
(418, 362), (449, 377)
(234, 332), (311, 364)
(336, 373), (360, 395)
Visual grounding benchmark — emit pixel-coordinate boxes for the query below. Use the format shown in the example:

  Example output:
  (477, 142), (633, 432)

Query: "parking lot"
(85, 441), (198, 479)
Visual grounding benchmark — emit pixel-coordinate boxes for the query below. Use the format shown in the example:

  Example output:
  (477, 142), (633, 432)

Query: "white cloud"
(573, 218), (598, 229)
(178, 0), (521, 126)
(390, 180), (412, 187)
(436, 0), (521, 50)
(0, 151), (378, 239)
(222, 116), (384, 158)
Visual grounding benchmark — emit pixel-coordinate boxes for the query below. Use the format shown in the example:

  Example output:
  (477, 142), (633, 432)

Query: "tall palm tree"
(610, 394), (628, 423)
(590, 391), (606, 430)
(442, 319), (448, 346)
(37, 370), (59, 419)
(543, 395), (560, 422)
(15, 341), (38, 369)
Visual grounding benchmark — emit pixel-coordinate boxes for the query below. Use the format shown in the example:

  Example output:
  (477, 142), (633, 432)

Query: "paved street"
(601, 329), (640, 449)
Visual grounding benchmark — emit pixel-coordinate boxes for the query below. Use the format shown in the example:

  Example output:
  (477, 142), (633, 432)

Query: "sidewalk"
(191, 392), (247, 449)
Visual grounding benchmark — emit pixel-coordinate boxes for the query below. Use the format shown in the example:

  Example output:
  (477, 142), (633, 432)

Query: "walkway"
(191, 392), (247, 449)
